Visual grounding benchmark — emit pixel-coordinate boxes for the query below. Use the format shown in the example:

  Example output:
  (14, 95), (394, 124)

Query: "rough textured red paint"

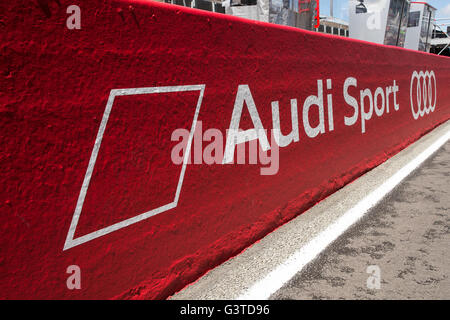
(1, 0), (449, 299)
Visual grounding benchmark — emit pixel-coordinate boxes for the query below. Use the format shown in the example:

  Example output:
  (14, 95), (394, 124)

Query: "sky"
(320, 0), (450, 21)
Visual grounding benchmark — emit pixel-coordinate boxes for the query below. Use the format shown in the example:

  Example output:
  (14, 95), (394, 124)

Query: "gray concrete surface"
(271, 142), (450, 300)
(171, 120), (450, 300)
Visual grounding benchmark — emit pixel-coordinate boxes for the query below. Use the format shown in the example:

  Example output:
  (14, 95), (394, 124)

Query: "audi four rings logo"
(410, 70), (436, 120)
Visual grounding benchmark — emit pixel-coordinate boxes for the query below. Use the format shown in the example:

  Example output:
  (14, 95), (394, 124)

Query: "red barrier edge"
(1, 0), (449, 299)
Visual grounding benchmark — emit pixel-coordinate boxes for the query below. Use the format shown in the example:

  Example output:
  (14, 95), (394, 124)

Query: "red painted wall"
(1, 0), (449, 299)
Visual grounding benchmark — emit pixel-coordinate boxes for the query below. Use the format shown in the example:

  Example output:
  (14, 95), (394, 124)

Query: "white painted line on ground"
(237, 128), (450, 300)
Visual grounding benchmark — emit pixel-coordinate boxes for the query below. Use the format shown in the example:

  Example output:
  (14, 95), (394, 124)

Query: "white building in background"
(404, 2), (436, 52)
(315, 16), (349, 37)
(348, 0), (411, 47)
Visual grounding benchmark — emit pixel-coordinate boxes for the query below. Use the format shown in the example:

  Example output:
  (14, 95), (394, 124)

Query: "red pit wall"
(1, 0), (450, 299)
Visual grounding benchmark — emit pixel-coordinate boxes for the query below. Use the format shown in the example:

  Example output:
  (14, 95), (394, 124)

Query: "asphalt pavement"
(271, 142), (450, 300)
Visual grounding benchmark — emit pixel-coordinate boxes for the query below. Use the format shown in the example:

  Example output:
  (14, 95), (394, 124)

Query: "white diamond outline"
(63, 84), (206, 251)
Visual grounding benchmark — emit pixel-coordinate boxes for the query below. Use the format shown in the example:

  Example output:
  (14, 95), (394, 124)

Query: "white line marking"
(63, 85), (205, 251)
(237, 128), (450, 300)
